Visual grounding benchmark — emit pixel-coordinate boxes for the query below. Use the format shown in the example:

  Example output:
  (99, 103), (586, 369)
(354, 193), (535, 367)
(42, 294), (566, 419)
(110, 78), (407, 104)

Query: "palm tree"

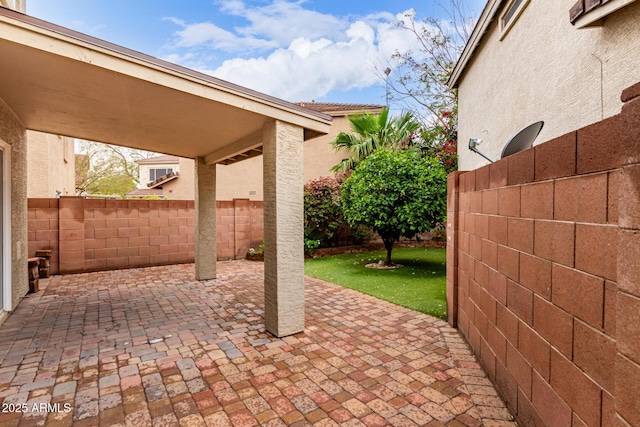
(330, 107), (420, 172)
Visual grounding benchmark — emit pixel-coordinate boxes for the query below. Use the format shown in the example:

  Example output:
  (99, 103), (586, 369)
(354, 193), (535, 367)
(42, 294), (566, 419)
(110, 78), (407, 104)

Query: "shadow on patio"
(0, 261), (514, 426)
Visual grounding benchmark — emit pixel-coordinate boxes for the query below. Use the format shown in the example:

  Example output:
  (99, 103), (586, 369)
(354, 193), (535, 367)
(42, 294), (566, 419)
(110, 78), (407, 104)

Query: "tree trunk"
(383, 237), (394, 266)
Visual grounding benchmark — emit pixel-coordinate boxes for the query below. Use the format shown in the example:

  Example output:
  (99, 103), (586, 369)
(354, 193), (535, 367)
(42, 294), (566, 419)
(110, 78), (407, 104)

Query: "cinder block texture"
(619, 164), (640, 230)
(29, 197), (263, 274)
(449, 82), (640, 427)
(615, 354), (640, 426)
(534, 132), (576, 181)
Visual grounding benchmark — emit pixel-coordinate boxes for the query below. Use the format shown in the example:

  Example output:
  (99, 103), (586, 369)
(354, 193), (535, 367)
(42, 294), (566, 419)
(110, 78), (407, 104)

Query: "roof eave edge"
(448, 0), (503, 89)
(0, 7), (332, 127)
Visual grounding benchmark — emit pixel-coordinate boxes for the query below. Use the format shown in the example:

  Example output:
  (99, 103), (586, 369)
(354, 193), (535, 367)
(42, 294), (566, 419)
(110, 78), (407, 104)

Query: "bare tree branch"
(75, 141), (159, 197)
(384, 0), (475, 128)
(378, 0), (478, 173)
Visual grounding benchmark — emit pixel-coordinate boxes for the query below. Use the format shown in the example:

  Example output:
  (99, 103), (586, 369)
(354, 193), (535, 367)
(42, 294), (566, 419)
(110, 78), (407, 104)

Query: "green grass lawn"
(304, 247), (447, 319)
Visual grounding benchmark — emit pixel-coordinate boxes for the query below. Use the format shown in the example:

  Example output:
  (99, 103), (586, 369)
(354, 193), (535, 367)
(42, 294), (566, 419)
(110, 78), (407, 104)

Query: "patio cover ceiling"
(0, 7), (331, 164)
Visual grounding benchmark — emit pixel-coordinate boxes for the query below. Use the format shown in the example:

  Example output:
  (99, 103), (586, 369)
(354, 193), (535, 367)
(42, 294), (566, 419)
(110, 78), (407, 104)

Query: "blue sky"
(27, 0), (485, 106)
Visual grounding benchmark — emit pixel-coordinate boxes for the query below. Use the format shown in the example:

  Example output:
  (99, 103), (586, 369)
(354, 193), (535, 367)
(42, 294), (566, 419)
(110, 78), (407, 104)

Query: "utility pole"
(384, 67), (391, 108)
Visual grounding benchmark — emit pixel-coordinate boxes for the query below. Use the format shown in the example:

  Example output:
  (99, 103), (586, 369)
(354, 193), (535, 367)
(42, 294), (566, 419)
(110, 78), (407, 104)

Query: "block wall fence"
(28, 198), (264, 274)
(446, 82), (640, 426)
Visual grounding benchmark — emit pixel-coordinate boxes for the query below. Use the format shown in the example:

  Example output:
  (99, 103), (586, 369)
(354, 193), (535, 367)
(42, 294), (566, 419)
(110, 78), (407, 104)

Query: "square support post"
(195, 156), (216, 280)
(262, 120), (305, 337)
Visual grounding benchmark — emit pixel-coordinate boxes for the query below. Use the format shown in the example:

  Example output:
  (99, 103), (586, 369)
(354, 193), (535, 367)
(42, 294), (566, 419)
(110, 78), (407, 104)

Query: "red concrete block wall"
(27, 198), (60, 274)
(447, 82), (640, 427)
(28, 198), (264, 274)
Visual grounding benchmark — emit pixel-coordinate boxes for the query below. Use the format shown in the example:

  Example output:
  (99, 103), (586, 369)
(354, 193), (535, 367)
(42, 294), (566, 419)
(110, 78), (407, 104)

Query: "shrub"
(304, 174), (369, 247)
(304, 175), (346, 247)
(341, 148), (447, 265)
(304, 238), (321, 256)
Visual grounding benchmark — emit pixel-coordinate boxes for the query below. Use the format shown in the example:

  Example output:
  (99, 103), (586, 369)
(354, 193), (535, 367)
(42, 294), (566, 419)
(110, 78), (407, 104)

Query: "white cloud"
(287, 38), (333, 59)
(209, 21), (389, 101)
(218, 0), (245, 15)
(346, 21), (375, 45)
(218, 0), (348, 46)
(161, 52), (196, 64)
(163, 17), (277, 53)
(162, 3), (438, 102)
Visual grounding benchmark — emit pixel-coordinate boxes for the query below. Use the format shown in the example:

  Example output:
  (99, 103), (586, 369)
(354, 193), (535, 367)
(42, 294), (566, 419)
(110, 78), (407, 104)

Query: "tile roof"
(295, 101), (384, 114)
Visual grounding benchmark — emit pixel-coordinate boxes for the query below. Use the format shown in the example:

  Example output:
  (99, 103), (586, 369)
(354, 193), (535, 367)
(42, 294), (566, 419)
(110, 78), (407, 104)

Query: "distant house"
(127, 102), (384, 200)
(126, 155), (193, 199)
(448, 0), (640, 170)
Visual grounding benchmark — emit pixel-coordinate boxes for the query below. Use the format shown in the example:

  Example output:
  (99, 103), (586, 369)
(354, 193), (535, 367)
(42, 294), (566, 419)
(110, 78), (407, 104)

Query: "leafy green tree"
(331, 107), (420, 172)
(75, 140), (155, 197)
(341, 149), (447, 266)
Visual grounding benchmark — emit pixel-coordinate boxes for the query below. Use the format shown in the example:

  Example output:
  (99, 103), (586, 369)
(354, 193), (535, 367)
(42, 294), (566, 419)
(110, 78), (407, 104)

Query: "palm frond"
(330, 107), (421, 171)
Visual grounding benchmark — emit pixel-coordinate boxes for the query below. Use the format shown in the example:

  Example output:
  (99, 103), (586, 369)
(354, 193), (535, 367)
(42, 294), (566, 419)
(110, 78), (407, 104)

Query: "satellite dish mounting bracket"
(469, 121), (544, 163)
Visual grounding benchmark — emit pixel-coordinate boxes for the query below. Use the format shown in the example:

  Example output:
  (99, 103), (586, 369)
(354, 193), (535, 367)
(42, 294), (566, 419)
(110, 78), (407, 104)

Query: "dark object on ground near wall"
(27, 258), (39, 293)
(35, 249), (52, 278)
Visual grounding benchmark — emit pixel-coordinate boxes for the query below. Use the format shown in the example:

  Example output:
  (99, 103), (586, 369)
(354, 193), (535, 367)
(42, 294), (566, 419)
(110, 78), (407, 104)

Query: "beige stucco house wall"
(0, 0), (28, 322)
(26, 131), (75, 197)
(135, 103), (383, 201)
(130, 155), (187, 199)
(6, 1), (77, 200)
(136, 155), (179, 190)
(451, 0), (640, 170)
(217, 103), (381, 200)
(168, 157), (194, 199)
(0, 98), (28, 318)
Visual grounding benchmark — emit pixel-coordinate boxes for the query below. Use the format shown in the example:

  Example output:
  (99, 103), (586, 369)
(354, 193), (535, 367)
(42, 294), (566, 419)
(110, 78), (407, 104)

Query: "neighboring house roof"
(296, 102), (385, 117)
(448, 0), (638, 88)
(135, 155), (179, 165)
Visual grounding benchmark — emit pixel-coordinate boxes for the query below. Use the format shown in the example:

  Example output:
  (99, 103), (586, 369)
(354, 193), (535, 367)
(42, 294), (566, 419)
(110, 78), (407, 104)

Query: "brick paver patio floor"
(0, 261), (515, 426)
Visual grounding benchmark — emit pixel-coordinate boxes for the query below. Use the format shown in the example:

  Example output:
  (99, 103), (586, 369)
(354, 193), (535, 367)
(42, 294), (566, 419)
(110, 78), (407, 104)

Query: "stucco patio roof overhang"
(0, 7), (332, 164)
(0, 6), (329, 337)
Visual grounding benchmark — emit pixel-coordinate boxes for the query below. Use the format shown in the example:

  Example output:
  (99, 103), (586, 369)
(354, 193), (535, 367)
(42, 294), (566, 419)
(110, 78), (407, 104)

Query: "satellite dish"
(500, 121), (544, 159)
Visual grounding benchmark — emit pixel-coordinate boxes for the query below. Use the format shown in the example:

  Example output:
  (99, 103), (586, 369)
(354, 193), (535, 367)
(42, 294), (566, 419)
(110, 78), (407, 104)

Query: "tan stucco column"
(262, 120), (305, 337)
(195, 156), (216, 280)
